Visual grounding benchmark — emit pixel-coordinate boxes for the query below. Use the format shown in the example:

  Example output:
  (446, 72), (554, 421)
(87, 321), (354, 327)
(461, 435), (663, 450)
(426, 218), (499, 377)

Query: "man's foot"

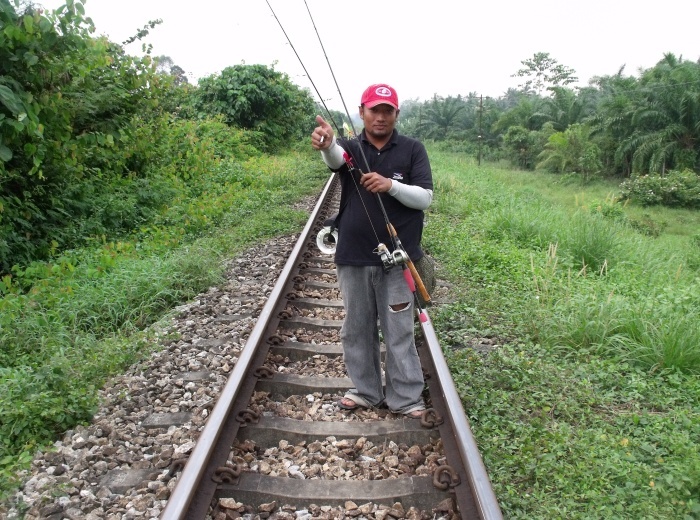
(337, 397), (362, 410)
(337, 393), (372, 411)
(390, 405), (425, 419)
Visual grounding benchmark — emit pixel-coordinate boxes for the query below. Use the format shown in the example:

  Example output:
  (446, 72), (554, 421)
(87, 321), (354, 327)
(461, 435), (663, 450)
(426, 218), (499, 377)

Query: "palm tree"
(539, 87), (597, 132)
(417, 95), (467, 139)
(492, 95), (548, 133)
(619, 54), (700, 174)
(537, 123), (602, 181)
(588, 68), (645, 176)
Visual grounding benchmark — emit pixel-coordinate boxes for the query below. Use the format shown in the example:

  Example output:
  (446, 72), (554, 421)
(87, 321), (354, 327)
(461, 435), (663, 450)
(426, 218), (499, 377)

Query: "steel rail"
(160, 173), (337, 519)
(419, 314), (504, 520)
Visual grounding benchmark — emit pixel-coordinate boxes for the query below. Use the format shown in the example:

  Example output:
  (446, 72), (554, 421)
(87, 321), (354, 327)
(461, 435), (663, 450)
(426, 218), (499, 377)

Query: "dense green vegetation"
(0, 0), (318, 273)
(426, 151), (699, 518)
(398, 52), (700, 208)
(0, 1), (698, 517)
(0, 0), (324, 497)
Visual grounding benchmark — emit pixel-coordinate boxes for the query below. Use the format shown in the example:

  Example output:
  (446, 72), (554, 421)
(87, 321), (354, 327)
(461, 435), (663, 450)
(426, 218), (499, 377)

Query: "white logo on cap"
(375, 86), (392, 97)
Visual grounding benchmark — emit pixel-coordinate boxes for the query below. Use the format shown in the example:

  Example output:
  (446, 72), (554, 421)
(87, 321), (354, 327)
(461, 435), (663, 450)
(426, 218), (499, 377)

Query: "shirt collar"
(360, 128), (399, 151)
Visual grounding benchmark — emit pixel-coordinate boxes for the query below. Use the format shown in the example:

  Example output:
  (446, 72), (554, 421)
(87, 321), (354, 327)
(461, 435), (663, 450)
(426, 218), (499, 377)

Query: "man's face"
(360, 104), (399, 140)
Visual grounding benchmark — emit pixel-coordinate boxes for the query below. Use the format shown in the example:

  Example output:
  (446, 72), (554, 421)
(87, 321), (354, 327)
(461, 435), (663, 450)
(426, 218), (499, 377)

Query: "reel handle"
(387, 224), (431, 304)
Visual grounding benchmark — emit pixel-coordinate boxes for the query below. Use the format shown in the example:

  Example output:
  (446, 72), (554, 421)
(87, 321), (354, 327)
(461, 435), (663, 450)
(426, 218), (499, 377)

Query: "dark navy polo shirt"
(332, 129), (432, 266)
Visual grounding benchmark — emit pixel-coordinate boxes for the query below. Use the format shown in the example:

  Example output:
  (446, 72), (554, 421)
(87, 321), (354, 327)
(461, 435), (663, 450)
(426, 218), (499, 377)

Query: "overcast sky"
(39, 0), (700, 112)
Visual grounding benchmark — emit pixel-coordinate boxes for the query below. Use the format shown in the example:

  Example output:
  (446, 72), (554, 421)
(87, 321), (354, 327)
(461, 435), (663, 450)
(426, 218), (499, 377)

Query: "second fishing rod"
(266, 0), (432, 320)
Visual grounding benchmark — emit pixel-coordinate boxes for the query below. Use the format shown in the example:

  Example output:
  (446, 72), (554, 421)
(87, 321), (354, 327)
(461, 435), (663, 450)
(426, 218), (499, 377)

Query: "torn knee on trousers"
(389, 301), (411, 313)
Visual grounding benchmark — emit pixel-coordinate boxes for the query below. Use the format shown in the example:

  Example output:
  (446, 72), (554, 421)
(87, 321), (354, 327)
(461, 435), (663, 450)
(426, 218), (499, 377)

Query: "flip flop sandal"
(391, 404), (426, 418)
(337, 392), (372, 410)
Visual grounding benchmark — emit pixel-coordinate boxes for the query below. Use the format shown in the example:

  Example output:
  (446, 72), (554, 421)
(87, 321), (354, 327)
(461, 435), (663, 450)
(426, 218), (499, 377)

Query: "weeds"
(0, 148), (328, 498)
(426, 149), (700, 518)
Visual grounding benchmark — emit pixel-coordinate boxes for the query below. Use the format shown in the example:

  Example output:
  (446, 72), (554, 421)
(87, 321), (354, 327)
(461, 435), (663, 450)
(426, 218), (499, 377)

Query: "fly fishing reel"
(316, 225), (338, 255)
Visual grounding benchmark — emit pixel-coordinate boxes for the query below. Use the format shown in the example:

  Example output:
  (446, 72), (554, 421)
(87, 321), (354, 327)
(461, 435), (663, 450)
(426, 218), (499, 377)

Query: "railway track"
(160, 174), (503, 520)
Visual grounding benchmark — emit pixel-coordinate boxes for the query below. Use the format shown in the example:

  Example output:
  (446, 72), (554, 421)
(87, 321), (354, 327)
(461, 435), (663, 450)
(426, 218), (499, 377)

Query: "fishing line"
(265, 0), (382, 245)
(264, 0), (341, 133)
(266, 0), (430, 314)
(302, 1), (361, 152)
(301, 1), (403, 251)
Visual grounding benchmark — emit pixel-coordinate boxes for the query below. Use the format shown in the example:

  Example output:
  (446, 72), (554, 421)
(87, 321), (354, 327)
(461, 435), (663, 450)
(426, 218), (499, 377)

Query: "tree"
(587, 68), (641, 176)
(154, 55), (188, 85)
(0, 0), (162, 270)
(539, 86), (596, 131)
(492, 96), (547, 133)
(193, 64), (315, 152)
(537, 123), (602, 181)
(416, 95), (467, 139)
(512, 52), (578, 95)
(620, 54), (700, 174)
(502, 125), (538, 169)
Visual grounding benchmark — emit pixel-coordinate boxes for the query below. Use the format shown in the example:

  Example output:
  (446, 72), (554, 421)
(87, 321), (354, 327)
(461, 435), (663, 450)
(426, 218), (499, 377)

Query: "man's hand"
(360, 172), (392, 194)
(311, 115), (334, 150)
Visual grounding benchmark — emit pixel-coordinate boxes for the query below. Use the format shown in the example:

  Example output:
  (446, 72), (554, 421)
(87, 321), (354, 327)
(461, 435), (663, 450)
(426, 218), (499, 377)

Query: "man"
(311, 83), (433, 418)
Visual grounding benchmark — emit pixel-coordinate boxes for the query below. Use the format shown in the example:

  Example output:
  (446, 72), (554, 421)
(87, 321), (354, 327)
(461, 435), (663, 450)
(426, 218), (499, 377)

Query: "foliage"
(413, 94), (467, 139)
(0, 0), (162, 272)
(501, 124), (553, 169)
(494, 52), (700, 184)
(424, 150), (700, 518)
(427, 148), (700, 373)
(153, 54), (188, 85)
(536, 123), (602, 181)
(587, 69), (641, 176)
(446, 344), (700, 519)
(589, 54), (700, 177)
(619, 54), (700, 175)
(192, 64), (316, 152)
(538, 86), (597, 131)
(142, 114), (260, 182)
(492, 95), (546, 133)
(512, 51), (579, 95)
(619, 169), (700, 208)
(0, 147), (329, 498)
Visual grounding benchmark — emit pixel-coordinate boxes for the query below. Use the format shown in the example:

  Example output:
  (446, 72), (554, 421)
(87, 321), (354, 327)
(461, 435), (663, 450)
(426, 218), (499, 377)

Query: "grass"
(0, 148), (330, 499)
(1, 144), (698, 518)
(425, 151), (700, 518)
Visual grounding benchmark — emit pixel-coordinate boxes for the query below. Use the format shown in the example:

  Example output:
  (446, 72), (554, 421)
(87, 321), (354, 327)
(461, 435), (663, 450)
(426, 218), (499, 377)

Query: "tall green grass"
(425, 150), (699, 518)
(428, 151), (699, 374)
(0, 149), (329, 497)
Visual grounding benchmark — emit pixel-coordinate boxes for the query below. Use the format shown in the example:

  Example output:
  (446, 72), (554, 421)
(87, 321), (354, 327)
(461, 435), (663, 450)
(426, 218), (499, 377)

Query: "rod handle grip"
(407, 259), (431, 303)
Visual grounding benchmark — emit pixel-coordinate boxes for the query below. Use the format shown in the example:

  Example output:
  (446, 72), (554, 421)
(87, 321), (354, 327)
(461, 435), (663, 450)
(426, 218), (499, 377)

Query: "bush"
(144, 115), (260, 182)
(0, 1), (162, 273)
(192, 64), (316, 153)
(620, 170), (700, 208)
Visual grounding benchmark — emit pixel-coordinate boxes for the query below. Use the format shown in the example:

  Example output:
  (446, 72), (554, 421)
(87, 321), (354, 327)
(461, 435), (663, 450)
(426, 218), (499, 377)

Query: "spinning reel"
(376, 243), (409, 271)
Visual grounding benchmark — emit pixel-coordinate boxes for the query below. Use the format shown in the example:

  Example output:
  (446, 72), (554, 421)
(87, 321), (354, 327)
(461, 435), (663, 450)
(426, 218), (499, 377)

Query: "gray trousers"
(336, 264), (425, 413)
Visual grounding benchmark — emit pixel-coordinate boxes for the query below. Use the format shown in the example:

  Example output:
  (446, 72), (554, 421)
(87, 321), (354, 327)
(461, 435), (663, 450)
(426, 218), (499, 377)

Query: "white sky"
(38, 0), (700, 112)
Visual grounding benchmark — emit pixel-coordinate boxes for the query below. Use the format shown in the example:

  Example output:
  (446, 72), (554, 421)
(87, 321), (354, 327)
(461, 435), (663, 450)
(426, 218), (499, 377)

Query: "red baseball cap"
(360, 84), (399, 110)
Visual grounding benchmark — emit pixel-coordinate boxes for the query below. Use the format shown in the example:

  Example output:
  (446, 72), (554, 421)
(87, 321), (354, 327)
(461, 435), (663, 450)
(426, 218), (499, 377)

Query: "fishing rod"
(265, 0), (386, 253)
(266, 0), (431, 319)
(264, 0), (341, 134)
(302, 0), (432, 317)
